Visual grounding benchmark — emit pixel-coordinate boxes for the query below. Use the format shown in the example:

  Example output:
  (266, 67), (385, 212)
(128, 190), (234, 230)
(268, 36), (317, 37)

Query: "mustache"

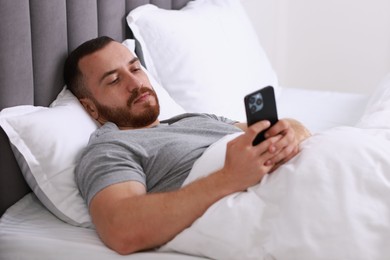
(127, 86), (155, 107)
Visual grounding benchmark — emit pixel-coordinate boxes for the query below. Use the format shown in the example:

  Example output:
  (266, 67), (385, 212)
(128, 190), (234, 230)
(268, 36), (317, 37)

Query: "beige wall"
(242, 0), (390, 94)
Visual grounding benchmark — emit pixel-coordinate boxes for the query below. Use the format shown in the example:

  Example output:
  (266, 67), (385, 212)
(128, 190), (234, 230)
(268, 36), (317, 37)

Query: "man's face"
(78, 41), (160, 129)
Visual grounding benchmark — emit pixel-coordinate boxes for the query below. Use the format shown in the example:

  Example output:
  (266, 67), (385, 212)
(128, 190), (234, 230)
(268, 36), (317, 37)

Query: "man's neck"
(117, 119), (160, 130)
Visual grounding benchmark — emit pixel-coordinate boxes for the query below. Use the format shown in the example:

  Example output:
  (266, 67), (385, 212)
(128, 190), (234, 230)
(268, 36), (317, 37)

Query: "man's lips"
(133, 92), (151, 104)
(127, 87), (156, 107)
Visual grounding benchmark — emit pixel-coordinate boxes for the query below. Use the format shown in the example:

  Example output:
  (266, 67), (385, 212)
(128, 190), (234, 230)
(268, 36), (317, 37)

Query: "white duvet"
(159, 75), (390, 260)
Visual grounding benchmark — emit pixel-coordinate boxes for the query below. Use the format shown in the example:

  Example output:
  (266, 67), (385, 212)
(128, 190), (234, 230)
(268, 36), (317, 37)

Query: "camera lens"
(249, 96), (255, 104)
(256, 98), (263, 106)
(250, 105), (256, 113)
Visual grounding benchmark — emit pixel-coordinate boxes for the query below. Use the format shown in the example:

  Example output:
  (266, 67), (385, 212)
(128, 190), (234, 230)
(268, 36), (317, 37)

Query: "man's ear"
(79, 98), (99, 120)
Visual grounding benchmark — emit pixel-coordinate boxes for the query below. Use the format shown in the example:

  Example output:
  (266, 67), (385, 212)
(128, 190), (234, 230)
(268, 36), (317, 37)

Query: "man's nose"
(123, 72), (142, 91)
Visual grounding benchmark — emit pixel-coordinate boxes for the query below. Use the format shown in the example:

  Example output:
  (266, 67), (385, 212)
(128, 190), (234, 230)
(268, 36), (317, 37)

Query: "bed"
(1, 0), (390, 259)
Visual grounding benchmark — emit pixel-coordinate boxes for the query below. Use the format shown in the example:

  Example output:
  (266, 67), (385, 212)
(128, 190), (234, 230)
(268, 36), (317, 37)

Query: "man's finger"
(264, 119), (289, 138)
(245, 120), (271, 141)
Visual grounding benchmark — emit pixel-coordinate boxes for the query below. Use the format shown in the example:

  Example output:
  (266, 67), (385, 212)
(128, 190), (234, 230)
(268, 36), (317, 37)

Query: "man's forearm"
(91, 169), (236, 254)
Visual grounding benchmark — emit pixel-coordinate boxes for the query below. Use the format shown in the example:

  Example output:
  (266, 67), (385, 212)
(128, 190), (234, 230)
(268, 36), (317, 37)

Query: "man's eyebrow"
(129, 57), (139, 65)
(99, 57), (140, 84)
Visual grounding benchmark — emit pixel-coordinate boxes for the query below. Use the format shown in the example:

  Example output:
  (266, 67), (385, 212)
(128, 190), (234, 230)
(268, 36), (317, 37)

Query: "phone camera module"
(248, 93), (264, 114)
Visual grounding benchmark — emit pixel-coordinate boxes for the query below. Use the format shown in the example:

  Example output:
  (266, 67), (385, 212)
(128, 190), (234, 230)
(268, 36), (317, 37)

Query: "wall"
(242, 0), (390, 94)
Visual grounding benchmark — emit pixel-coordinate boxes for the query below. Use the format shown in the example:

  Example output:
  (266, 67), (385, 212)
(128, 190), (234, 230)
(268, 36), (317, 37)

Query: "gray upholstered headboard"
(0, 0), (191, 216)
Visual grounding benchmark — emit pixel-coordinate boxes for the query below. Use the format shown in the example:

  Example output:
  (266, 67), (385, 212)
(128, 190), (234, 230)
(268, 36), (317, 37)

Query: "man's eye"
(132, 66), (141, 72)
(109, 78), (119, 85)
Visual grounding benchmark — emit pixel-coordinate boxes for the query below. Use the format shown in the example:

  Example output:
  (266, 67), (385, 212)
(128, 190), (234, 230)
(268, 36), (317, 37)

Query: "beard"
(93, 86), (160, 128)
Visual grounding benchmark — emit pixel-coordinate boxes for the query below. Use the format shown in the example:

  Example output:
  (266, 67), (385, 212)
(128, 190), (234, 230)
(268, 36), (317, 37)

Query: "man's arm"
(89, 121), (280, 254)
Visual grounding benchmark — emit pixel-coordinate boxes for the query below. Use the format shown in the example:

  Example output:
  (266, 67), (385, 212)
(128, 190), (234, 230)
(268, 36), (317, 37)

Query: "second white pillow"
(127, 0), (279, 122)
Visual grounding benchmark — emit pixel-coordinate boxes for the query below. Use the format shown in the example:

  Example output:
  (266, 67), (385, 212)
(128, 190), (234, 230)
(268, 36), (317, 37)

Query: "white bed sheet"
(161, 127), (390, 259)
(277, 86), (369, 133)
(0, 193), (205, 260)
(0, 87), (370, 259)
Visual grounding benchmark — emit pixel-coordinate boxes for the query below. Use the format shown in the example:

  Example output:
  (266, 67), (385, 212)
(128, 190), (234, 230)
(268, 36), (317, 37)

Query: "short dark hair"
(63, 36), (115, 98)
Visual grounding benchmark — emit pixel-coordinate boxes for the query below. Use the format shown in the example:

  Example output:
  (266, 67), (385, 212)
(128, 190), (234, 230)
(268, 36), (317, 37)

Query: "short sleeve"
(202, 113), (239, 125)
(75, 141), (146, 207)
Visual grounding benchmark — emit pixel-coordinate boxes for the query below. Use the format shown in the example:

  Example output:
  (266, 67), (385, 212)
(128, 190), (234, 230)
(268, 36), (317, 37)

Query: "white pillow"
(0, 88), (97, 227)
(127, 0), (279, 122)
(356, 73), (390, 129)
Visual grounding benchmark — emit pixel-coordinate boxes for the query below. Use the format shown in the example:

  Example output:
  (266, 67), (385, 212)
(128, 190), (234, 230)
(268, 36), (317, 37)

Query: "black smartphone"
(244, 86), (278, 146)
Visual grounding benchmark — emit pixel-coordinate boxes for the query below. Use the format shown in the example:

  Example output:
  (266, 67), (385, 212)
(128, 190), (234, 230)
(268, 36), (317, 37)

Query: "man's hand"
(264, 118), (311, 171)
(220, 120), (283, 192)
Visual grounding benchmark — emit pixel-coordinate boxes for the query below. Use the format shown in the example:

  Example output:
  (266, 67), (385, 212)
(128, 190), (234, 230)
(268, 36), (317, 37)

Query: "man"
(64, 36), (311, 255)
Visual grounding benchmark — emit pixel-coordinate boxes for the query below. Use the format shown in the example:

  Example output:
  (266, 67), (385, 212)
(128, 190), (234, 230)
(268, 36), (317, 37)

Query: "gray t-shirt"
(76, 113), (242, 206)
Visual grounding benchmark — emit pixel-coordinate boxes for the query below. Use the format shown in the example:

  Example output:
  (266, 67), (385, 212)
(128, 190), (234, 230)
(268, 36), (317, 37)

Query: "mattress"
(0, 87), (370, 259)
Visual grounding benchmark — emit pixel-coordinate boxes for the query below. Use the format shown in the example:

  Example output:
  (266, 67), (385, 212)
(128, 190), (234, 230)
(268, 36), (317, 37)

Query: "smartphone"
(244, 86), (278, 146)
